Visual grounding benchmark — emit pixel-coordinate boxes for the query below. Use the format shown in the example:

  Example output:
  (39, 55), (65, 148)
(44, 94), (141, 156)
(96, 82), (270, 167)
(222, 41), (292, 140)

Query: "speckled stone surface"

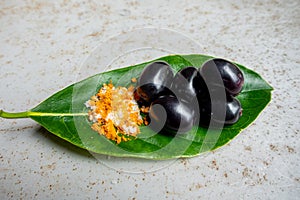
(0, 0), (299, 199)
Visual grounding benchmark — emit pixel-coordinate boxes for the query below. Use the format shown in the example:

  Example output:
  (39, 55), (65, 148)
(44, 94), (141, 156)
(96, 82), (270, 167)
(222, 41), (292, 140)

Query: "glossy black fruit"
(148, 96), (195, 133)
(199, 94), (242, 127)
(135, 61), (174, 104)
(224, 96), (242, 124)
(200, 58), (244, 96)
(171, 67), (208, 102)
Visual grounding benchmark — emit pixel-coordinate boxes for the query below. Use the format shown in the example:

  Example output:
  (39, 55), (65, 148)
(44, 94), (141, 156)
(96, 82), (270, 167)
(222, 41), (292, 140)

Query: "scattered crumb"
(87, 32), (102, 37)
(140, 106), (150, 113)
(244, 146), (252, 151)
(143, 117), (149, 126)
(269, 144), (278, 151)
(210, 160), (219, 170)
(286, 145), (295, 153)
(262, 161), (269, 166)
(242, 167), (249, 177)
(131, 77), (137, 83)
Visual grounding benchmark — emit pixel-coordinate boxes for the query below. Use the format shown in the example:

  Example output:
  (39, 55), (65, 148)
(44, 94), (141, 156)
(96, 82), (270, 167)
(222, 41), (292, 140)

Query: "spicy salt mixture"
(85, 82), (143, 144)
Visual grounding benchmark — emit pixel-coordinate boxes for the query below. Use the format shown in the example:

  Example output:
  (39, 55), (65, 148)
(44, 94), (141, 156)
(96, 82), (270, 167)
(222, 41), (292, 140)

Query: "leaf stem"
(0, 110), (30, 119)
(1, 110), (88, 119)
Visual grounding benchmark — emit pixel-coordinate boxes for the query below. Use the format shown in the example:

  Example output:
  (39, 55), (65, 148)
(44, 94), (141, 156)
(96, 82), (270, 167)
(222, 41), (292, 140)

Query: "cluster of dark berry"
(134, 58), (244, 134)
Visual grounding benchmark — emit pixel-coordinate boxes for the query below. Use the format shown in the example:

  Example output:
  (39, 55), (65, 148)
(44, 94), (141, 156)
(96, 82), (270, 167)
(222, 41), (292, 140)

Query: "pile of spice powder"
(85, 82), (143, 144)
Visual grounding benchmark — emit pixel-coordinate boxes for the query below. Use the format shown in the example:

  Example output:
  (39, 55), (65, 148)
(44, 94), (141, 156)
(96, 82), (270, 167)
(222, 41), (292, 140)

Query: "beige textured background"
(0, 0), (299, 199)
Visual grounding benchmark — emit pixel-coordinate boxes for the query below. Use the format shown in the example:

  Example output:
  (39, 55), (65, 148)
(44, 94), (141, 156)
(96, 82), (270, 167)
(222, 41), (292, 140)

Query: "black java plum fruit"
(200, 58), (244, 96)
(171, 67), (208, 102)
(135, 61), (174, 105)
(148, 96), (195, 134)
(199, 95), (242, 127)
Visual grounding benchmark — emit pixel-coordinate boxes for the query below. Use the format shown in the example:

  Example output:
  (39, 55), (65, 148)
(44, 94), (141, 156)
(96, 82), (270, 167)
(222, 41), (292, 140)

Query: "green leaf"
(0, 54), (273, 160)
